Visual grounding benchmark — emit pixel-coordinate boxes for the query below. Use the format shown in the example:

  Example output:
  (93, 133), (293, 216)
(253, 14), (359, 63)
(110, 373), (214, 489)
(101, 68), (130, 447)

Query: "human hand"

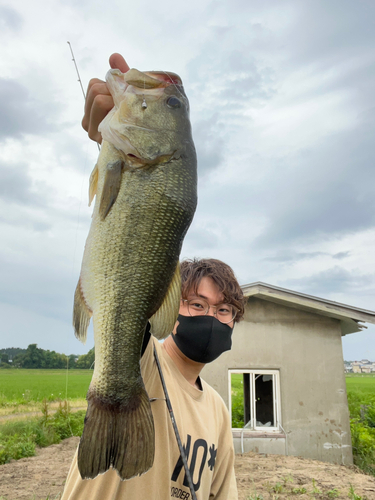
(82, 53), (130, 143)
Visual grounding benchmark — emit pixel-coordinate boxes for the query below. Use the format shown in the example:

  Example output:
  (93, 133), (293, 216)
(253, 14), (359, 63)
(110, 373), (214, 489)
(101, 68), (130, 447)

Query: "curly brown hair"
(180, 258), (245, 322)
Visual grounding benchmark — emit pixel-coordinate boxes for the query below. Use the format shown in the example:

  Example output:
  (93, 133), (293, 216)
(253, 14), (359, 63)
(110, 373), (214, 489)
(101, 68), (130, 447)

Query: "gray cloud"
(284, 1), (375, 68)
(0, 78), (56, 140)
(187, 23), (277, 175)
(281, 266), (375, 298)
(184, 225), (220, 251)
(258, 249), (350, 268)
(193, 115), (224, 174)
(0, 161), (38, 205)
(0, 260), (70, 321)
(333, 251), (350, 260)
(251, 111), (375, 248)
(264, 251), (328, 263)
(0, 5), (22, 31)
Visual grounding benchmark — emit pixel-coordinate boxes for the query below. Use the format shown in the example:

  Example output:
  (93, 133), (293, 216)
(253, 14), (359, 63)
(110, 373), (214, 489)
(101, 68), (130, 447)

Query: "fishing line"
(161, 71), (186, 101)
(66, 42), (94, 410)
(65, 356), (74, 437)
(153, 345), (198, 500)
(71, 140), (90, 278)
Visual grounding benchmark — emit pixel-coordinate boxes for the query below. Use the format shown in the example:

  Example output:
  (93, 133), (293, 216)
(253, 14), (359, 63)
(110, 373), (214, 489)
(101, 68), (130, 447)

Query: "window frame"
(228, 369), (282, 432)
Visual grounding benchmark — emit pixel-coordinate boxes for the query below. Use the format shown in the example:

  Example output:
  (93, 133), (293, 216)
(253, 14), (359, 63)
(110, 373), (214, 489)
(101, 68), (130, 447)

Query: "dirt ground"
(0, 436), (374, 500)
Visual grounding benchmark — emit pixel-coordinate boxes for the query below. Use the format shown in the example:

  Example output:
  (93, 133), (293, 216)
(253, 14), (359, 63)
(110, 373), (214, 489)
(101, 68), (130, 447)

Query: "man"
(61, 56), (245, 500)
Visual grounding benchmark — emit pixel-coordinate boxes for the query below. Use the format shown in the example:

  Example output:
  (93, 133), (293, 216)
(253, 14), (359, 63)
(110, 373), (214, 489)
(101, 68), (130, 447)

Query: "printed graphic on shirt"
(171, 434), (217, 493)
(170, 487), (190, 499)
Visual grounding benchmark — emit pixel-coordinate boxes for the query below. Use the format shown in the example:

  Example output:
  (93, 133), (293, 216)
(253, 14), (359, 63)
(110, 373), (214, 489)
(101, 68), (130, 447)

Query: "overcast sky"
(1, 0), (374, 360)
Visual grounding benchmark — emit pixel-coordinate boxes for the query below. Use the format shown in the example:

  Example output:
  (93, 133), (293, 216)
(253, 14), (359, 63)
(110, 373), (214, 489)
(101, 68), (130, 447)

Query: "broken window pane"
(254, 374), (274, 427)
(230, 370), (280, 430)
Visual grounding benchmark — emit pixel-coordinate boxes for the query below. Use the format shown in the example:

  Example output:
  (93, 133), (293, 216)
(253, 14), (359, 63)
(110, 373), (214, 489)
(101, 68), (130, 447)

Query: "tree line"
(0, 344), (94, 369)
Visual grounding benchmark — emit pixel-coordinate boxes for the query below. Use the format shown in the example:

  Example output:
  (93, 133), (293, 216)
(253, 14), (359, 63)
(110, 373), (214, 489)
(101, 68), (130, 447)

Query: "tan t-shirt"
(61, 337), (238, 500)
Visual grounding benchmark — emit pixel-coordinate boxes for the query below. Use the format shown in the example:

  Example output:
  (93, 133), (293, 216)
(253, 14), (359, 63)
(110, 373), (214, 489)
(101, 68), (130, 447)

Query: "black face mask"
(171, 314), (233, 364)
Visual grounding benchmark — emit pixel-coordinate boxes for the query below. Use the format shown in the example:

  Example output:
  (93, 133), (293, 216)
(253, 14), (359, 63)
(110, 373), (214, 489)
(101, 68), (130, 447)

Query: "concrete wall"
(201, 297), (353, 465)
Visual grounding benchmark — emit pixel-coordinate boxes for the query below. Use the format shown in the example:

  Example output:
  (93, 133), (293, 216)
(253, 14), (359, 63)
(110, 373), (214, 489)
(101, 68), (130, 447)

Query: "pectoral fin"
(99, 160), (124, 220)
(88, 164), (99, 207)
(149, 263), (181, 339)
(73, 278), (92, 344)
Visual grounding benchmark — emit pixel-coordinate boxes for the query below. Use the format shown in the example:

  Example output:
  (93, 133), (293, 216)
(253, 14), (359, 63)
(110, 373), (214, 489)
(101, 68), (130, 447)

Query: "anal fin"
(149, 263), (181, 339)
(73, 278), (92, 344)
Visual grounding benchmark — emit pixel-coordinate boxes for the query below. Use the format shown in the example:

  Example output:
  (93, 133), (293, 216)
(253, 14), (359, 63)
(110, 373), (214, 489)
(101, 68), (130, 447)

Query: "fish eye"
(166, 96), (181, 109)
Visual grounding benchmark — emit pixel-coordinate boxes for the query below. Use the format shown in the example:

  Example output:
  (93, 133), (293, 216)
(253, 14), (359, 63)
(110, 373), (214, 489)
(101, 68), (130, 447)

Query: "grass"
(231, 373), (244, 428)
(345, 373), (375, 397)
(0, 400), (85, 465)
(0, 370), (89, 466)
(0, 369), (92, 406)
(345, 375), (375, 477)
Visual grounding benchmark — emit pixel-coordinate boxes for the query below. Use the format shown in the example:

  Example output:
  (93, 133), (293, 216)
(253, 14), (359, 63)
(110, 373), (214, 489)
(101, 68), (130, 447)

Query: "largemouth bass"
(73, 68), (197, 481)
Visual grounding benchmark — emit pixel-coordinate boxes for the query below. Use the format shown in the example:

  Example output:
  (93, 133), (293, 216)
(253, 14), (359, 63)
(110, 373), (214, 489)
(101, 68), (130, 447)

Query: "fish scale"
(73, 68), (197, 481)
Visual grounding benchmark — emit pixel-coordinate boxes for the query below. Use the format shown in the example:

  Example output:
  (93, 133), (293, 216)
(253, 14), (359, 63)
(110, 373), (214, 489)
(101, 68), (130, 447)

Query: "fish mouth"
(125, 69), (182, 89)
(106, 68), (183, 101)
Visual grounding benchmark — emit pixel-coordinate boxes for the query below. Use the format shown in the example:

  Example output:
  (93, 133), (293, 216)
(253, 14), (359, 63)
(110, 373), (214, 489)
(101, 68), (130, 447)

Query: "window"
(229, 370), (281, 431)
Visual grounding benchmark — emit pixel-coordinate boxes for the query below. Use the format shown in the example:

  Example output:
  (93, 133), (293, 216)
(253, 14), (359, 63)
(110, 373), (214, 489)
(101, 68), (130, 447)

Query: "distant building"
(348, 360), (375, 373)
(201, 282), (375, 465)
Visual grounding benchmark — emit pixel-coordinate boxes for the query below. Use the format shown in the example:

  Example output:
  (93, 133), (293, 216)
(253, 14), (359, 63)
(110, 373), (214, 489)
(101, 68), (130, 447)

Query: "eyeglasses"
(182, 298), (238, 324)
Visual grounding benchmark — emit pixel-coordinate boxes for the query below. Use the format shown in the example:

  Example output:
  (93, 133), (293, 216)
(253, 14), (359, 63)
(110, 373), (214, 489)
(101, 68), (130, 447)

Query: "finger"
(82, 80), (111, 132)
(109, 53), (130, 73)
(86, 94), (114, 143)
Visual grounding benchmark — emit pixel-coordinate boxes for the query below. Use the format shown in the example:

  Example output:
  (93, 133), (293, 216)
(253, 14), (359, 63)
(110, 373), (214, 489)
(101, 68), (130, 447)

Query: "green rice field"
(0, 369), (92, 406)
(345, 373), (375, 398)
(1, 369), (374, 407)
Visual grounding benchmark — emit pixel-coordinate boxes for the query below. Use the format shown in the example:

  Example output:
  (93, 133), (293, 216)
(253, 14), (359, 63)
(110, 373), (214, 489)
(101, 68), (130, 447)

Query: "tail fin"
(77, 385), (155, 481)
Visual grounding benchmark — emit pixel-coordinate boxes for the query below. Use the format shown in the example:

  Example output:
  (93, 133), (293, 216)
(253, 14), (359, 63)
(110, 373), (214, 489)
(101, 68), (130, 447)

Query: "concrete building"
(201, 282), (375, 465)
(352, 363), (362, 374)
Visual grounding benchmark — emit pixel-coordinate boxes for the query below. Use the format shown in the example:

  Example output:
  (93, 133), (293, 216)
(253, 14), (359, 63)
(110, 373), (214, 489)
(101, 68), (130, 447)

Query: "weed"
(327, 488), (340, 498)
(348, 484), (368, 500)
(291, 487), (307, 494)
(246, 493), (264, 500)
(311, 478), (321, 495)
(282, 474), (294, 485)
(0, 401), (85, 464)
(272, 482), (284, 494)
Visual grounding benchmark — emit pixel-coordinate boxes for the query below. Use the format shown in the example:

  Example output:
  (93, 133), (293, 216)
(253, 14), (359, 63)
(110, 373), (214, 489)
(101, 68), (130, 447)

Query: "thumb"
(109, 53), (130, 73)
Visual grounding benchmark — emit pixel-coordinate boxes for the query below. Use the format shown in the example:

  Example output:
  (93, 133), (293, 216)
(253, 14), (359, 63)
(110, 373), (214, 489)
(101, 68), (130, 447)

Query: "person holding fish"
(62, 54), (245, 500)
